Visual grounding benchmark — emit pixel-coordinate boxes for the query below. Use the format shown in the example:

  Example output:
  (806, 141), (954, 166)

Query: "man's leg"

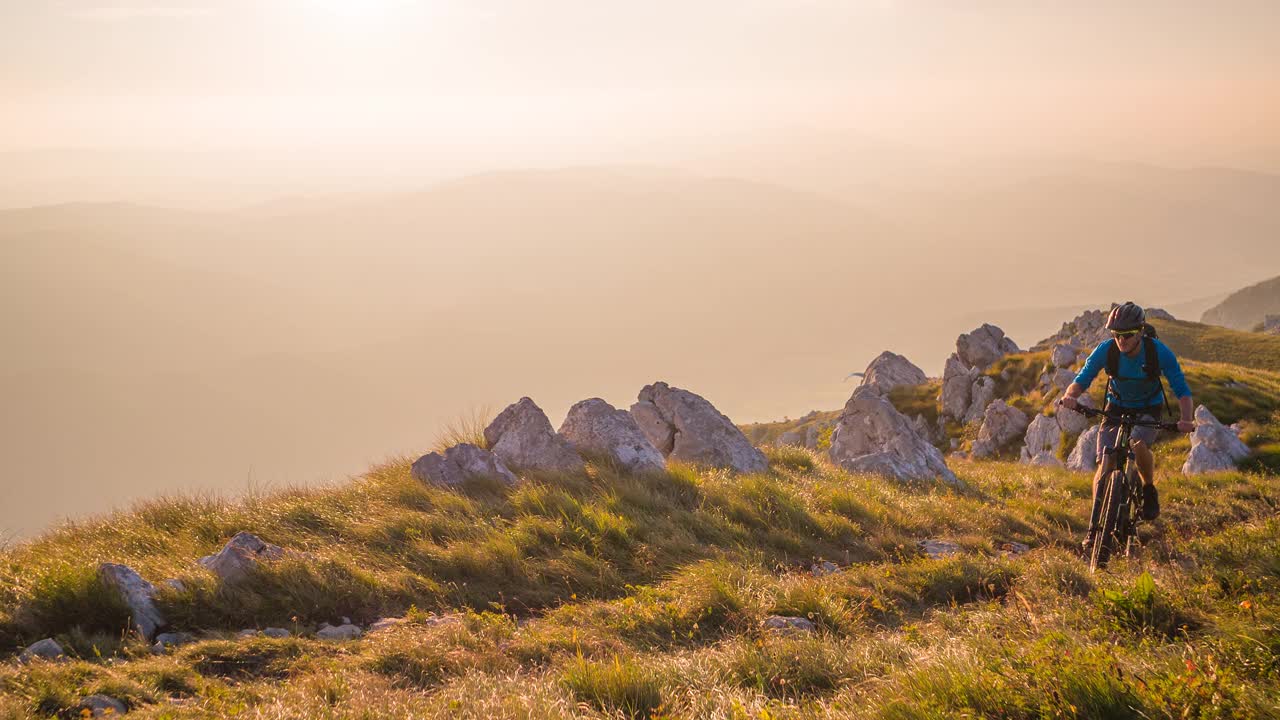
(1133, 440), (1155, 486)
(1133, 421), (1161, 520)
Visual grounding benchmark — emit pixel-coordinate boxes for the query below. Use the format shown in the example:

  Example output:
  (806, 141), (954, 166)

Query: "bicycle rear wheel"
(1090, 470), (1126, 572)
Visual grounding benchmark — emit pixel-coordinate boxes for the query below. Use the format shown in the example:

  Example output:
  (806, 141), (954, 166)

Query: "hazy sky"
(4, 1), (1279, 162)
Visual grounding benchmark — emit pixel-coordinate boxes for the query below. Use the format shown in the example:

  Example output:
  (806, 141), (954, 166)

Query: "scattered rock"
(761, 616), (816, 634)
(19, 638), (64, 663)
(828, 386), (960, 485)
(963, 376), (996, 425)
(1019, 413), (1064, 467)
(630, 381), (768, 473)
(235, 629), (258, 639)
(939, 354), (980, 421)
(98, 563), (165, 641)
(1034, 309), (1110, 352)
(198, 532), (286, 585)
(970, 401), (1030, 458)
(810, 561), (840, 577)
(263, 627), (291, 639)
(1039, 368), (1078, 396)
(484, 397), (585, 475)
(859, 351), (928, 393)
(1050, 343), (1077, 368)
(1067, 425), (1101, 472)
(77, 695), (128, 717)
(368, 617), (408, 633)
(559, 398), (666, 473)
(150, 632), (195, 654)
(1264, 314), (1280, 334)
(955, 324), (1020, 370)
(1054, 395), (1096, 436)
(918, 539), (962, 559)
(1183, 405), (1252, 475)
(411, 443), (518, 487)
(999, 542), (1031, 556)
(316, 623), (363, 641)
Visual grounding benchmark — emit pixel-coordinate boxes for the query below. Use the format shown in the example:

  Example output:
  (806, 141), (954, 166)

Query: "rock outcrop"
(829, 386), (959, 485)
(559, 398), (666, 473)
(411, 443), (518, 488)
(1067, 425), (1101, 472)
(1183, 405), (1252, 475)
(1054, 395), (1096, 436)
(1050, 343), (1078, 368)
(1019, 413), (1064, 467)
(485, 397), (585, 474)
(971, 401), (1030, 458)
(198, 532), (287, 585)
(956, 324), (1020, 370)
(98, 563), (165, 641)
(859, 351), (928, 394)
(1034, 309), (1109, 352)
(630, 382), (767, 473)
(940, 354), (980, 421)
(963, 376), (996, 425)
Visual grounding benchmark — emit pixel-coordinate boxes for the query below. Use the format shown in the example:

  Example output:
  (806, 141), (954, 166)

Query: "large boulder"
(1050, 343), (1078, 368)
(940, 354), (980, 421)
(198, 532), (287, 585)
(1054, 395), (1096, 436)
(859, 351), (928, 394)
(1019, 414), (1064, 467)
(559, 398), (666, 474)
(829, 386), (959, 485)
(630, 382), (767, 473)
(19, 638), (64, 664)
(1067, 424), (1101, 472)
(484, 398), (585, 474)
(963, 376), (996, 425)
(970, 401), (1030, 458)
(98, 563), (165, 641)
(411, 443), (518, 487)
(1182, 405), (1251, 475)
(1039, 368), (1078, 396)
(955, 323), (1020, 370)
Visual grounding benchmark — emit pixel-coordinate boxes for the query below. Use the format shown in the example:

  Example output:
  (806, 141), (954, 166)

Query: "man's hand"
(1177, 419), (1195, 434)
(1058, 394), (1079, 410)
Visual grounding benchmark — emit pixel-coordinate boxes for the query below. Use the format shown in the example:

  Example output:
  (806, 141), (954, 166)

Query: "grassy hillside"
(2, 443), (1279, 718)
(1151, 318), (1280, 373)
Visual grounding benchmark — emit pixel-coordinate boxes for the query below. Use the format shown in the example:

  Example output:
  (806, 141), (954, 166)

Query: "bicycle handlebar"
(1057, 401), (1182, 432)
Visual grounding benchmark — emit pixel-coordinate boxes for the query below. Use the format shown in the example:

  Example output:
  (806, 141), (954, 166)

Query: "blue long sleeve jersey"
(1073, 337), (1192, 408)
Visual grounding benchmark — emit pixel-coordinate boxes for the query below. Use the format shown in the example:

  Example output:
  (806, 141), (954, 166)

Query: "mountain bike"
(1062, 404), (1179, 571)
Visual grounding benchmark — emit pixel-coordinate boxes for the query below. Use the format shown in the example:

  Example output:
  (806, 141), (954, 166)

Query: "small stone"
(263, 627), (291, 638)
(761, 615), (816, 634)
(235, 629), (258, 639)
(999, 542), (1031, 556)
(368, 617), (407, 633)
(316, 623), (363, 640)
(77, 695), (128, 717)
(198, 532), (286, 585)
(918, 539), (962, 559)
(19, 638), (64, 663)
(810, 561), (840, 577)
(150, 632), (195, 653)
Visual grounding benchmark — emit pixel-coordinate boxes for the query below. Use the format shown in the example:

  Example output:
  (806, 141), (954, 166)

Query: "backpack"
(1104, 323), (1172, 413)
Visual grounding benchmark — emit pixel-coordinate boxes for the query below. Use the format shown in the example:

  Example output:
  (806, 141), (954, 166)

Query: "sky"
(3, 1), (1279, 164)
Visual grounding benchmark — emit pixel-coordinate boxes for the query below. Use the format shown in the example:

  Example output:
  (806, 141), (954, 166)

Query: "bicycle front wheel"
(1090, 470), (1126, 572)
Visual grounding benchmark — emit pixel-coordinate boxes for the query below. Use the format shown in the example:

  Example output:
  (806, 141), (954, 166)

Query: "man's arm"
(1060, 342), (1108, 408)
(1158, 343), (1196, 433)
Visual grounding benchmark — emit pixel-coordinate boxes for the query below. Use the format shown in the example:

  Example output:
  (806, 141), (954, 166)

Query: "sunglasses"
(1111, 329), (1141, 338)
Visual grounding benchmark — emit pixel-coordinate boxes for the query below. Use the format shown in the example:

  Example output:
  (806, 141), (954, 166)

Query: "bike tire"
(1090, 470), (1126, 572)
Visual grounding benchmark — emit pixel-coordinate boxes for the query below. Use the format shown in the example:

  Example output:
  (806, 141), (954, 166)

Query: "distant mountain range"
(1200, 275), (1280, 330)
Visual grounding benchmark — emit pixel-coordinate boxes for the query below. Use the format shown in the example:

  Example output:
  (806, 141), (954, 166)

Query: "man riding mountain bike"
(1057, 302), (1195, 554)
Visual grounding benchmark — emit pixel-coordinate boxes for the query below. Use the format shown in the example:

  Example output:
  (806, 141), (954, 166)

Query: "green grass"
(1153, 318), (1280, 373)
(4, 390), (1280, 716)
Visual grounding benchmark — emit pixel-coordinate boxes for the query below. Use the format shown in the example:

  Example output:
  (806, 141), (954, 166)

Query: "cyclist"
(1058, 302), (1195, 551)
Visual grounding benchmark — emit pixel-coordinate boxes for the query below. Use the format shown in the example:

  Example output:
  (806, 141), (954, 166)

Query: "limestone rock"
(98, 563), (165, 641)
(411, 443), (518, 487)
(150, 632), (195, 654)
(77, 695), (128, 717)
(919, 539), (962, 559)
(1039, 368), (1078, 396)
(1054, 395), (1096, 436)
(1146, 308), (1175, 321)
(630, 382), (767, 473)
(1183, 405), (1252, 475)
(263, 627), (292, 639)
(761, 616), (816, 634)
(971, 401), (1030, 458)
(485, 397), (585, 474)
(316, 623), (363, 640)
(559, 398), (666, 473)
(368, 617), (408, 633)
(1019, 413), (1064, 467)
(1034, 309), (1109, 351)
(19, 638), (64, 663)
(940, 354), (980, 421)
(1050, 343), (1077, 368)
(778, 429), (804, 446)
(810, 561), (840, 577)
(963, 376), (996, 425)
(198, 532), (286, 585)
(999, 542), (1031, 556)
(859, 351), (928, 393)
(829, 386), (959, 485)
(1067, 425), (1101, 472)
(956, 324), (1020, 370)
